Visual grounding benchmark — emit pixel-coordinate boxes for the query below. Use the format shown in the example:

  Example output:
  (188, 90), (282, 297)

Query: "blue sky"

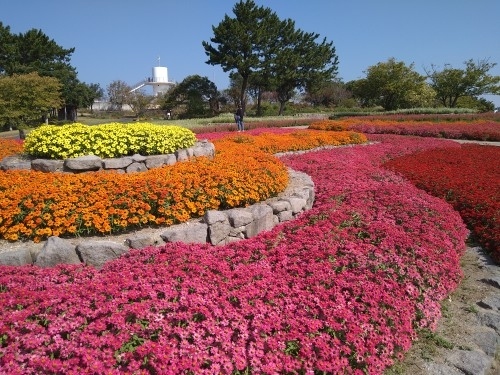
(3, 0), (500, 106)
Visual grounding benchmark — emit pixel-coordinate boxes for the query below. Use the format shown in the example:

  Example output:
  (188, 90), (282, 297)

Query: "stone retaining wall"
(0, 169), (315, 268)
(0, 140), (215, 174)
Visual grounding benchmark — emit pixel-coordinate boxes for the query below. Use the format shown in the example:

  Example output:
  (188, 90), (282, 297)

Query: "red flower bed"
(0, 135), (468, 374)
(384, 142), (500, 262)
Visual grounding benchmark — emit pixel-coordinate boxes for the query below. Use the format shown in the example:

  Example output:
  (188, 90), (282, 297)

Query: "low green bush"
(23, 122), (196, 159)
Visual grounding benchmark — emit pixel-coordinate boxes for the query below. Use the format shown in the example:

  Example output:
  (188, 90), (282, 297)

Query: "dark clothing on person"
(234, 107), (244, 131)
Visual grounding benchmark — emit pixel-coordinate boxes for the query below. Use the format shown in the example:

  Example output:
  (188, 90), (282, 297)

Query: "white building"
(130, 65), (175, 97)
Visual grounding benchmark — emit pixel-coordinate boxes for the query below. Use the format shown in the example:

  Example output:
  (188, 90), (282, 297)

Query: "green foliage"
(160, 75), (219, 118)
(0, 72), (63, 129)
(426, 59), (500, 108)
(203, 0), (283, 108)
(0, 22), (101, 121)
(0, 23), (75, 77)
(107, 80), (132, 111)
(126, 90), (154, 117)
(203, 0), (338, 114)
(23, 122), (196, 159)
(349, 58), (429, 110)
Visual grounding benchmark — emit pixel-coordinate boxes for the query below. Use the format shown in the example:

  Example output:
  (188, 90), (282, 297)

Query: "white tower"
(130, 58), (175, 96)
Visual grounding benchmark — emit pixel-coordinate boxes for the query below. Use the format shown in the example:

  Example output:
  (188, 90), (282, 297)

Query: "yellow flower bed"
(23, 122), (196, 159)
(0, 129), (366, 242)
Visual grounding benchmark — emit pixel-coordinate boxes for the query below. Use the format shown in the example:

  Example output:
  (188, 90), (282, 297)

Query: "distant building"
(91, 61), (176, 111)
(130, 65), (175, 97)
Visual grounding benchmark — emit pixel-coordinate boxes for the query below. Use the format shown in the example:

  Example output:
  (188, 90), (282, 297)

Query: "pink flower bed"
(348, 120), (500, 141)
(0, 135), (468, 374)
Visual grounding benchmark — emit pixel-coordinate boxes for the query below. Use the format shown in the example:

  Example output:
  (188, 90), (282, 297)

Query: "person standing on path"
(234, 106), (244, 132)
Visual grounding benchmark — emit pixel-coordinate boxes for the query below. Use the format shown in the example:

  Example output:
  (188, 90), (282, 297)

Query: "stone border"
(0, 140), (215, 174)
(0, 168), (314, 268)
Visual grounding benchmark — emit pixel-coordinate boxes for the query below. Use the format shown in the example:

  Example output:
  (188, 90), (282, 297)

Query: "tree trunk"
(256, 88), (263, 116)
(278, 100), (286, 115)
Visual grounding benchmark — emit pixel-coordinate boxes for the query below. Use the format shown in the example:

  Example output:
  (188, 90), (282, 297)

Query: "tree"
(350, 58), (428, 110)
(202, 0), (283, 110)
(61, 79), (103, 121)
(126, 90), (154, 117)
(0, 72), (62, 129)
(161, 75), (219, 118)
(0, 23), (101, 122)
(304, 80), (352, 107)
(87, 83), (104, 112)
(268, 19), (338, 114)
(203, 1), (338, 115)
(426, 59), (500, 108)
(107, 80), (131, 111)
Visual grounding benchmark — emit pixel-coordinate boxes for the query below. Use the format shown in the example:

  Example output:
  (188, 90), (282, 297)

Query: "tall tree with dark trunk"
(202, 0), (283, 112)
(203, 1), (338, 116)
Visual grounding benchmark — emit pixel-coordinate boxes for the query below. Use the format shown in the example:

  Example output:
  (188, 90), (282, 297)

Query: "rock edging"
(418, 246), (500, 375)
(0, 140), (215, 174)
(0, 168), (314, 268)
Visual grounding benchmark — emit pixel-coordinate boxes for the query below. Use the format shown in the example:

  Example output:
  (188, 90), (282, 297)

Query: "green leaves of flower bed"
(23, 122), (196, 159)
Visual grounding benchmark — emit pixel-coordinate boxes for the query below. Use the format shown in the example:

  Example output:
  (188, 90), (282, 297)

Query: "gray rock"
(208, 220), (232, 245)
(482, 276), (500, 289)
(446, 349), (492, 375)
(277, 210), (294, 222)
(204, 210), (228, 225)
(175, 149), (188, 162)
(421, 362), (464, 375)
(160, 221), (208, 244)
(245, 203), (274, 238)
(163, 154), (177, 166)
(0, 248), (33, 266)
(144, 155), (171, 169)
(31, 159), (64, 172)
(64, 155), (102, 171)
(226, 208), (254, 227)
(34, 236), (81, 267)
(0, 156), (32, 170)
(76, 241), (129, 269)
(472, 329), (499, 357)
(479, 311), (500, 333)
(126, 234), (165, 249)
(268, 200), (292, 214)
(284, 197), (307, 214)
(131, 154), (147, 162)
(193, 141), (215, 158)
(477, 295), (500, 311)
(102, 156), (133, 169)
(126, 162), (148, 173)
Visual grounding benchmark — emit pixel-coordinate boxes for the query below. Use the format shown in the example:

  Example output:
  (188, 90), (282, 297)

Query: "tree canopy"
(203, 0), (338, 115)
(0, 72), (62, 129)
(426, 59), (500, 107)
(349, 58), (430, 110)
(161, 75), (219, 119)
(0, 22), (102, 123)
